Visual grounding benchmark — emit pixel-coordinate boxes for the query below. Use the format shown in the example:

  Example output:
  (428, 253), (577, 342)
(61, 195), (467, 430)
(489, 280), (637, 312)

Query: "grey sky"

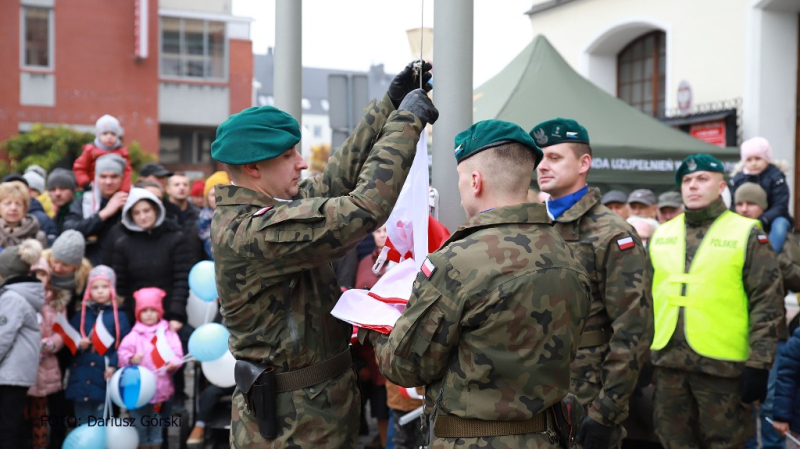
(231, 0), (534, 87)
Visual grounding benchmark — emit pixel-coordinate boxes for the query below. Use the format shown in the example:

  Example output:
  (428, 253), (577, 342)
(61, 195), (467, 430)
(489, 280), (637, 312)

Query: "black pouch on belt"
(553, 393), (586, 449)
(234, 360), (278, 440)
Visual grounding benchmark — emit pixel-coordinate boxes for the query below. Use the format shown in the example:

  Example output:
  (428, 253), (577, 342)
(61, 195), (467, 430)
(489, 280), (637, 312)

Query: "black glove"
(388, 60), (433, 108)
(398, 88), (438, 126)
(575, 416), (613, 449)
(740, 367), (770, 403)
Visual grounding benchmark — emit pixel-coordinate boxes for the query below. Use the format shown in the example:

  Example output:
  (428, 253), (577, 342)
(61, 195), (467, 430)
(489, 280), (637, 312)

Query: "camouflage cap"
(675, 153), (725, 185)
(529, 118), (590, 148)
(211, 106), (301, 165)
(454, 120), (542, 166)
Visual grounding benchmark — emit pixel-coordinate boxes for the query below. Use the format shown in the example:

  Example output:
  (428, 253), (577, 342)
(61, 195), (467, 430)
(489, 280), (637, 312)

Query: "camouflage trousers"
(653, 367), (754, 449)
(429, 432), (560, 449)
(570, 348), (625, 449)
(229, 368), (360, 448)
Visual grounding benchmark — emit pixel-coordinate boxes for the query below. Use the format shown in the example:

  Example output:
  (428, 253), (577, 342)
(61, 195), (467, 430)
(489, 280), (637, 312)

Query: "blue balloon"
(189, 323), (230, 362)
(189, 261), (218, 302)
(120, 366), (142, 410)
(63, 424), (106, 449)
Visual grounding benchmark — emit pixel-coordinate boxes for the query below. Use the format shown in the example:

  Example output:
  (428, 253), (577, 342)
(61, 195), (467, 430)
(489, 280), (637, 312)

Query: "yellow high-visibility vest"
(649, 211), (758, 361)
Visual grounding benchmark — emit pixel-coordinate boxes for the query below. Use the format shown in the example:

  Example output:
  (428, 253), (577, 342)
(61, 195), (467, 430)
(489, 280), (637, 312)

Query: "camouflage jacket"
(551, 187), (652, 427)
(363, 203), (591, 445)
(212, 93), (423, 371)
(649, 198), (784, 376)
(779, 232), (800, 293)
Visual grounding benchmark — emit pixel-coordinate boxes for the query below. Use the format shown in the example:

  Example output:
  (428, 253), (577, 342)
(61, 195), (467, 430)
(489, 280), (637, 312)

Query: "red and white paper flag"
(52, 313), (81, 355)
(90, 311), (115, 356)
(150, 326), (176, 369)
(398, 386), (423, 400)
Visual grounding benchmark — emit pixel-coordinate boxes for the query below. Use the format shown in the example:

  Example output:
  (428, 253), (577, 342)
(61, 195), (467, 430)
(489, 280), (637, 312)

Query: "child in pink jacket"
(26, 258), (64, 449)
(117, 287), (183, 448)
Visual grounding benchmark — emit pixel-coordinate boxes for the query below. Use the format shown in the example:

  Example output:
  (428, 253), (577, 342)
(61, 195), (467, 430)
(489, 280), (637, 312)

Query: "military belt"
(274, 347), (353, 392)
(434, 410), (550, 438)
(578, 328), (612, 348)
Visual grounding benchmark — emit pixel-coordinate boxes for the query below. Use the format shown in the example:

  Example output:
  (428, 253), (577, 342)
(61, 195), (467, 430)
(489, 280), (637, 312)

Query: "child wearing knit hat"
(64, 265), (131, 424)
(117, 287), (183, 448)
(72, 114), (133, 193)
(198, 171), (230, 260)
(729, 137), (793, 253)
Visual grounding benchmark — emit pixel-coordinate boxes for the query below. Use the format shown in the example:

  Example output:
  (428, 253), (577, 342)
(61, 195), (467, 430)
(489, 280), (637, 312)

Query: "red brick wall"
(0, 0), (160, 156)
(229, 38), (253, 115)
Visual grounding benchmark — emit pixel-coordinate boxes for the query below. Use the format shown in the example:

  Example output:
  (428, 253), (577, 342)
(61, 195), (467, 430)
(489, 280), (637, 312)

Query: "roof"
(524, 0), (578, 16)
(472, 35), (738, 186)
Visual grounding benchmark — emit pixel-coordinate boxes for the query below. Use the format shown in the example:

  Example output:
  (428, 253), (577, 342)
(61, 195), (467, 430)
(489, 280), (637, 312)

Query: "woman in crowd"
(0, 181), (47, 248)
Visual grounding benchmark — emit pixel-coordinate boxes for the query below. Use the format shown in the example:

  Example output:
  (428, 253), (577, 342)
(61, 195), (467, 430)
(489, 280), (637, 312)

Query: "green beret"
(454, 120), (542, 166)
(529, 118), (590, 148)
(211, 106), (301, 165)
(675, 153), (725, 185)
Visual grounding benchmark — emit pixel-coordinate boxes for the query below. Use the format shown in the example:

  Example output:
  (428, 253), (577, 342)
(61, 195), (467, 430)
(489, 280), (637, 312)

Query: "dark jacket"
(110, 188), (192, 323)
(64, 302), (131, 404)
(63, 191), (123, 266)
(774, 328), (800, 430)
(729, 164), (794, 228)
(29, 198), (57, 246)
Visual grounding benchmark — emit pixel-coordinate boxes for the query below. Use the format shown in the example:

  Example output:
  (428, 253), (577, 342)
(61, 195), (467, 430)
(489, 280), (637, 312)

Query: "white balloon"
(106, 419), (139, 449)
(186, 290), (218, 329)
(201, 350), (236, 387)
(108, 366), (157, 409)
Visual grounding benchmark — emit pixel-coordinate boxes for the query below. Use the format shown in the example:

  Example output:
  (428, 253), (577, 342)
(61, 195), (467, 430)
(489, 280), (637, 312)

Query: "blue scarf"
(546, 185), (588, 220)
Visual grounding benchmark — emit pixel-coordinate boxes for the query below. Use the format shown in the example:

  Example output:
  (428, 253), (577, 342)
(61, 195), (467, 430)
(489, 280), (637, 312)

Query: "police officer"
(648, 154), (784, 448)
(211, 61), (437, 448)
(361, 120), (592, 448)
(530, 118), (652, 449)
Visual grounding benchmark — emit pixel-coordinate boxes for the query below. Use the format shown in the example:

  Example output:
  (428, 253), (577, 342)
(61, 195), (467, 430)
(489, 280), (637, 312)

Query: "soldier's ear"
(241, 162), (262, 179)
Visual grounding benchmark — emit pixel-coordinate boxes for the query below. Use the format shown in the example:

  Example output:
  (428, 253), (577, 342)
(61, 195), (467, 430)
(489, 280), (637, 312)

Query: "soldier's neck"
(684, 197), (727, 225)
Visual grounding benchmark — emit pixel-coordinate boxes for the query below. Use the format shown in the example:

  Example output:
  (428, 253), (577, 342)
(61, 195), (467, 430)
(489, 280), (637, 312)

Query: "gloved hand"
(388, 60), (433, 108)
(398, 88), (438, 126)
(740, 367), (770, 403)
(575, 416), (613, 449)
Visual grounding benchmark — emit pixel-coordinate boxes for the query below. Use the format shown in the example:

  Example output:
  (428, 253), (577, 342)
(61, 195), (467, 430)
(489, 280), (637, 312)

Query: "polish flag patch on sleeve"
(617, 236), (635, 250)
(758, 234), (769, 244)
(421, 257), (437, 279)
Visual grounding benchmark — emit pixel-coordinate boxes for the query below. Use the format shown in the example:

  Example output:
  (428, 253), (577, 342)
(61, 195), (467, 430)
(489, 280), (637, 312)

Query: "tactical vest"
(649, 211), (758, 361)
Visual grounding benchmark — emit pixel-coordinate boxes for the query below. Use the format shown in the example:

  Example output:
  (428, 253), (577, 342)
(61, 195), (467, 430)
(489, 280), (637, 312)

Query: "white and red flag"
(150, 326), (176, 369)
(52, 313), (81, 355)
(90, 310), (115, 356)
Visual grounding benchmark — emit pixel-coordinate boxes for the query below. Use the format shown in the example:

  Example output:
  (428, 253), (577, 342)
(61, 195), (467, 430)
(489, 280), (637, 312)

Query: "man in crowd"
(656, 191), (683, 223)
(648, 154), (783, 448)
(212, 61), (435, 448)
(628, 216), (658, 247)
(627, 189), (658, 219)
(362, 120), (591, 447)
(64, 153), (128, 265)
(166, 172), (203, 262)
(138, 162), (172, 190)
(601, 190), (630, 219)
(47, 168), (77, 235)
(531, 118), (652, 449)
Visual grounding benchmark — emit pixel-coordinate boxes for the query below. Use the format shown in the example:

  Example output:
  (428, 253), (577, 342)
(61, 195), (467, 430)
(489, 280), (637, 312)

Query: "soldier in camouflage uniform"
(360, 120), (592, 448)
(210, 61), (437, 448)
(648, 155), (784, 448)
(530, 118), (652, 449)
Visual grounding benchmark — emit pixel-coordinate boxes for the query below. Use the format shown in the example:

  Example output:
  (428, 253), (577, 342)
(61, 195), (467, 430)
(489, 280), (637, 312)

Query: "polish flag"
(150, 327), (176, 369)
(617, 237), (635, 250)
(52, 313), (81, 355)
(398, 386), (423, 400)
(90, 311), (115, 356)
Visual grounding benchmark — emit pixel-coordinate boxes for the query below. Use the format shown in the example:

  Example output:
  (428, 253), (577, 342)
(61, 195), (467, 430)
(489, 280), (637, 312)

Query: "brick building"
(0, 0), (253, 175)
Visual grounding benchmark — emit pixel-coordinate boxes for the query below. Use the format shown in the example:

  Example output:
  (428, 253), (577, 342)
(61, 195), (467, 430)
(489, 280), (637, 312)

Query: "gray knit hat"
(51, 230), (86, 266)
(0, 239), (43, 280)
(47, 168), (77, 191)
(95, 114), (123, 137)
(734, 182), (768, 211)
(95, 153), (126, 177)
(23, 170), (45, 194)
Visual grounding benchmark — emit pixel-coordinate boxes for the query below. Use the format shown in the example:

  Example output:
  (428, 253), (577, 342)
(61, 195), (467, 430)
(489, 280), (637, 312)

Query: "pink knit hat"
(80, 265), (120, 348)
(741, 137), (772, 163)
(133, 287), (166, 321)
(30, 257), (50, 277)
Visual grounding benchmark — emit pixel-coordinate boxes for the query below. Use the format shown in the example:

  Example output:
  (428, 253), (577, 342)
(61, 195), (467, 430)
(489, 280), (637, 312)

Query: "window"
(22, 7), (52, 69)
(160, 126), (216, 164)
(160, 17), (227, 80)
(617, 31), (665, 116)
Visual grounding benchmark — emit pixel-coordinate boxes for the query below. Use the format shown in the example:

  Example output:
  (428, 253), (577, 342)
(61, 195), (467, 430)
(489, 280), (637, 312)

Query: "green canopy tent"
(473, 35), (738, 190)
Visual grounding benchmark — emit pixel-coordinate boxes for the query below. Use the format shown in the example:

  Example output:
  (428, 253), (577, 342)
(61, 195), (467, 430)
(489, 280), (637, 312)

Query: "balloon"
(202, 350), (236, 387)
(106, 420), (139, 449)
(186, 290), (218, 329)
(189, 261), (218, 302)
(63, 424), (106, 449)
(109, 366), (156, 410)
(189, 323), (230, 362)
